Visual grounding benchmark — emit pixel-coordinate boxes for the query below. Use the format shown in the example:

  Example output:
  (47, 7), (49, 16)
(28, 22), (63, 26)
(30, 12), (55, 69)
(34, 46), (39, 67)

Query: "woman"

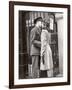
(40, 22), (53, 77)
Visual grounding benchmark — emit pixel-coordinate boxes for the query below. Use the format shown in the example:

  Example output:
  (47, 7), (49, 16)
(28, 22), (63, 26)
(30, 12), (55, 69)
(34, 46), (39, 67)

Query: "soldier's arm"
(33, 40), (41, 48)
(30, 30), (41, 48)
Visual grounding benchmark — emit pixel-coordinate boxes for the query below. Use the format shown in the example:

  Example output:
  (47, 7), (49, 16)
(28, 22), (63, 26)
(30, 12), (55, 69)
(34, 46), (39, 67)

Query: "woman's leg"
(47, 69), (53, 77)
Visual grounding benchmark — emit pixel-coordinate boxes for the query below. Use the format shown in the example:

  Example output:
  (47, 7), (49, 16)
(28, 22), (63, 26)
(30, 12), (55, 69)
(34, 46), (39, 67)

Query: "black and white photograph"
(19, 11), (62, 79)
(9, 1), (70, 88)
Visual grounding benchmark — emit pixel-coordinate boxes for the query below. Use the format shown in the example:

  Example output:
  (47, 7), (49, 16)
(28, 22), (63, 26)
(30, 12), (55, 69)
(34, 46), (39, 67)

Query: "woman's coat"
(40, 29), (53, 70)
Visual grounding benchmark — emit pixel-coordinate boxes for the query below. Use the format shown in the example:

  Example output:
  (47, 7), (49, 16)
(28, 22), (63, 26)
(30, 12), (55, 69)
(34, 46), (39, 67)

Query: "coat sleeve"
(41, 30), (47, 56)
(30, 29), (41, 48)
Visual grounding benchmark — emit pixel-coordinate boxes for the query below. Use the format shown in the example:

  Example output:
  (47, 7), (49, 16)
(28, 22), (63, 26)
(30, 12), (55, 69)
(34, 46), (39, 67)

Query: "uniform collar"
(35, 26), (42, 33)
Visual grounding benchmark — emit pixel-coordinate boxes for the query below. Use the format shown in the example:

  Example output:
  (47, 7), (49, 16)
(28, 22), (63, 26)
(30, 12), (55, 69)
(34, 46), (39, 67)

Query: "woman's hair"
(42, 21), (49, 31)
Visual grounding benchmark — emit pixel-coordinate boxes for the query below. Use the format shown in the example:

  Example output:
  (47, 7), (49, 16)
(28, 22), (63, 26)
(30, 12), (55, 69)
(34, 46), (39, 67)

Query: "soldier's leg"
(32, 56), (39, 78)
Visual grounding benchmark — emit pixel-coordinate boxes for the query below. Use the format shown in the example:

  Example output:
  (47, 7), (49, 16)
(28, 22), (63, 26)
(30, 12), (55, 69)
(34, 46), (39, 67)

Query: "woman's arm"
(41, 30), (47, 56)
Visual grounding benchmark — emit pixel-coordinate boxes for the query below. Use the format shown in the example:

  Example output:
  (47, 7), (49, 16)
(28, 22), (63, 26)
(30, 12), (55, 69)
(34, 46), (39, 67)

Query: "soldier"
(30, 17), (43, 78)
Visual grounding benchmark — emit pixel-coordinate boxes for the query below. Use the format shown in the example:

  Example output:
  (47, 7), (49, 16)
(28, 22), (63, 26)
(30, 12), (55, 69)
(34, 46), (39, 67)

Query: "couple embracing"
(30, 17), (53, 78)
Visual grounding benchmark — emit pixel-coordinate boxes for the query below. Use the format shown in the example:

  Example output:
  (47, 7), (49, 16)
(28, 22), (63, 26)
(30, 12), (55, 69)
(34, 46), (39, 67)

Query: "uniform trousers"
(31, 55), (40, 78)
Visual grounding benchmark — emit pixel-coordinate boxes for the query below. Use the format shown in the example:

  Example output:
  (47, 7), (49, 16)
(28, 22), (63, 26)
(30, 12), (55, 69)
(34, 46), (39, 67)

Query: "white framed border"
(14, 5), (68, 85)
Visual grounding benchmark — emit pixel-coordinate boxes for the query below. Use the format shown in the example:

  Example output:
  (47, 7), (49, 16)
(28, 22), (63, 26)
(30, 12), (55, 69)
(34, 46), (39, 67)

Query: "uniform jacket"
(30, 26), (41, 55)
